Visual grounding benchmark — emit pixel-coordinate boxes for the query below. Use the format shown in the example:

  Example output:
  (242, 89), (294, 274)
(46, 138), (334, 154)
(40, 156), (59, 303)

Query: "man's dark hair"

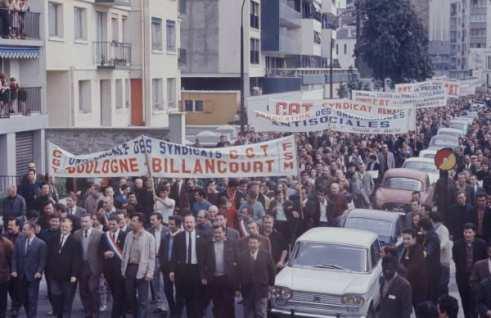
(228, 178), (240, 188)
(7, 217), (21, 227)
(429, 211), (443, 223)
(131, 213), (145, 224)
(108, 214), (119, 222)
(415, 301), (438, 318)
(381, 255), (399, 268)
(401, 228), (416, 237)
(213, 224), (225, 231)
(248, 234), (260, 242)
(195, 189), (206, 198)
(151, 213), (163, 221)
(169, 215), (182, 227)
(419, 217), (433, 231)
(463, 222), (476, 231)
(437, 295), (459, 318)
(477, 192), (487, 200)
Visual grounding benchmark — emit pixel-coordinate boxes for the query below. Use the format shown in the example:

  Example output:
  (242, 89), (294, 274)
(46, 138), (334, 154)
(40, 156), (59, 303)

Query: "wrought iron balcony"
(94, 41), (132, 69)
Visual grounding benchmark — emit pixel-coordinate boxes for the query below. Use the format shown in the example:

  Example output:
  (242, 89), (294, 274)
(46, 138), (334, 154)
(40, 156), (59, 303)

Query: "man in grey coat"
(121, 213), (156, 318)
(73, 214), (102, 318)
(351, 163), (375, 209)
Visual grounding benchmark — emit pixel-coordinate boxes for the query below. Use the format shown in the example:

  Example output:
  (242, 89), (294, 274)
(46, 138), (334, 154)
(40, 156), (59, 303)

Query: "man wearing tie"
(158, 215), (182, 317)
(11, 222), (47, 318)
(236, 235), (275, 318)
(169, 214), (208, 318)
(205, 225), (237, 318)
(46, 218), (82, 318)
(73, 214), (102, 318)
(65, 197), (86, 230)
(100, 215), (126, 318)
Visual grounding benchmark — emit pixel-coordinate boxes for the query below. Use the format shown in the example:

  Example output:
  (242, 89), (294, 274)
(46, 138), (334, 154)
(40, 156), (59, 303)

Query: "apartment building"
(46, 0), (180, 129)
(0, 0), (46, 184)
(428, 0), (451, 74)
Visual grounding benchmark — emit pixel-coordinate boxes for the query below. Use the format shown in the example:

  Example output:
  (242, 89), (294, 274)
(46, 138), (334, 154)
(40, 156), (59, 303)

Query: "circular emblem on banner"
(434, 148), (457, 171)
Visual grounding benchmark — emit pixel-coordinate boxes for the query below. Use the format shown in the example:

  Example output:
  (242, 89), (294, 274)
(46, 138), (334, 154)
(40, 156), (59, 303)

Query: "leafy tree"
(354, 0), (432, 83)
(337, 83), (348, 98)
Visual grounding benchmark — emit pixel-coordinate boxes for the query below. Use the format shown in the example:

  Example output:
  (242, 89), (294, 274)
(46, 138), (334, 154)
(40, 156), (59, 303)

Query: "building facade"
(0, 0), (46, 185)
(46, 0), (180, 129)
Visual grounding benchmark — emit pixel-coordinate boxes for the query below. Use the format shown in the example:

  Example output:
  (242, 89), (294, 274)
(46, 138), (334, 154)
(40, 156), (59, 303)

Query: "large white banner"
(48, 136), (298, 178)
(366, 81), (448, 108)
(249, 100), (416, 134)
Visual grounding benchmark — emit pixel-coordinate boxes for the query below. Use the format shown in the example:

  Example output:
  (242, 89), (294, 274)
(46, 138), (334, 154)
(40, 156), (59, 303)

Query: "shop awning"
(0, 46), (40, 59)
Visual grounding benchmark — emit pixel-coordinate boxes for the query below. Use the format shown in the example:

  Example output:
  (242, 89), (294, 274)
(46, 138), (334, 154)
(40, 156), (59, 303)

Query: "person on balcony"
(0, 0), (9, 39)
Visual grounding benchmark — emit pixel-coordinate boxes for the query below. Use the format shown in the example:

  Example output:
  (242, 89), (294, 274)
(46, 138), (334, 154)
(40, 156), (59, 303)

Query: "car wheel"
(367, 304), (376, 318)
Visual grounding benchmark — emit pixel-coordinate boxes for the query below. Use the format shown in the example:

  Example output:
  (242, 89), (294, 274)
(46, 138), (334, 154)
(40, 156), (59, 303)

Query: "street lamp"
(240, 0), (247, 135)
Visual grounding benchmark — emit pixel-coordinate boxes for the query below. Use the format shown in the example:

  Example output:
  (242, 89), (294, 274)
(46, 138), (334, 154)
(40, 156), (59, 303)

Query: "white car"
(448, 119), (468, 134)
(428, 135), (459, 150)
(437, 127), (465, 138)
(419, 148), (437, 160)
(402, 157), (439, 184)
(271, 228), (381, 318)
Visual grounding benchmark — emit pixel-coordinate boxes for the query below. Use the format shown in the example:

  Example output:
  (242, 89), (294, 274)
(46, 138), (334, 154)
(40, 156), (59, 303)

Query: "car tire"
(367, 304), (376, 318)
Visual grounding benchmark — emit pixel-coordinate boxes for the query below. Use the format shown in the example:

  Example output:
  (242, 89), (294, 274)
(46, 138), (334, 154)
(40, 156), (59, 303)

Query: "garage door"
(16, 131), (34, 176)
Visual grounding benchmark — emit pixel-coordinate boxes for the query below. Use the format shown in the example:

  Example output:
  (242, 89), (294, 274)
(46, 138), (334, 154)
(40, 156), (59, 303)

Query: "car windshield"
(439, 130), (461, 137)
(449, 122), (466, 130)
(345, 218), (394, 244)
(384, 177), (422, 191)
(430, 137), (458, 147)
(421, 152), (436, 159)
(290, 242), (367, 272)
(403, 161), (437, 173)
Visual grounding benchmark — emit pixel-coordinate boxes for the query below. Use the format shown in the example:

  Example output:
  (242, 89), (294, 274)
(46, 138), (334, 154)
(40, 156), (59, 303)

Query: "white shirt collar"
(250, 249), (259, 260)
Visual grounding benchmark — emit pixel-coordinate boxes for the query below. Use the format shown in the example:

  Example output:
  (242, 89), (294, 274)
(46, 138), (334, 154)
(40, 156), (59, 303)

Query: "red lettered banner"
(48, 135), (298, 178)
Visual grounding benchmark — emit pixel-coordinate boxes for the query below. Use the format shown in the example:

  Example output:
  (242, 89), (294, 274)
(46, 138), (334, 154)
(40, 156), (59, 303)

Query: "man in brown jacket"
(0, 233), (13, 317)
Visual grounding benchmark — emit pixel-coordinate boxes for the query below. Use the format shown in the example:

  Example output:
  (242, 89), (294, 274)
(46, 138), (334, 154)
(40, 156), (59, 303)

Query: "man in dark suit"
(304, 191), (333, 229)
(448, 192), (475, 240)
(73, 214), (102, 318)
(471, 243), (491, 289)
(149, 213), (168, 312)
(470, 193), (491, 242)
(100, 215), (126, 318)
(158, 215), (182, 317)
(214, 213), (239, 242)
(453, 223), (487, 318)
(65, 197), (86, 231)
(377, 255), (412, 318)
(420, 218), (441, 302)
(11, 222), (47, 318)
(205, 225), (237, 318)
(235, 235), (275, 318)
(478, 276), (491, 317)
(46, 218), (82, 318)
(169, 213), (208, 318)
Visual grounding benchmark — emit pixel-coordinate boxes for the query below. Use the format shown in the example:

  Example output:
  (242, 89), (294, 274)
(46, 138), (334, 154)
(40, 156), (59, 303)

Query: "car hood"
(275, 266), (370, 295)
(375, 187), (412, 205)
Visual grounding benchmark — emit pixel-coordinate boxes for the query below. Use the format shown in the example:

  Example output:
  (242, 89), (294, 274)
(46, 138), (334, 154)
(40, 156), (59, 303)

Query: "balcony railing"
(95, 41), (132, 68)
(0, 8), (40, 40)
(95, 0), (131, 6)
(0, 86), (41, 118)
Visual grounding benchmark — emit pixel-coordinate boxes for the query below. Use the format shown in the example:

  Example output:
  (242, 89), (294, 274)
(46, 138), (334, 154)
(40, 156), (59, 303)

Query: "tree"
(337, 83), (348, 98)
(354, 0), (432, 84)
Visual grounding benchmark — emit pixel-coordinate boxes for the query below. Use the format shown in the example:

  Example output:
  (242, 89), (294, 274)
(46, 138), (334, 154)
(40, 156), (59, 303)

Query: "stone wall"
(45, 128), (170, 154)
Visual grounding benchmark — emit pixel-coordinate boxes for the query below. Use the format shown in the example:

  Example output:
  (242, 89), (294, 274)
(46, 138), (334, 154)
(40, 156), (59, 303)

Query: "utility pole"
(240, 0), (246, 134)
(330, 38), (333, 98)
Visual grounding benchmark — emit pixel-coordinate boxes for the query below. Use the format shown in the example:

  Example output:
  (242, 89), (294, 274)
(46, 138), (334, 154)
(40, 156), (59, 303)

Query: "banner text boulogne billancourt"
(48, 136), (298, 178)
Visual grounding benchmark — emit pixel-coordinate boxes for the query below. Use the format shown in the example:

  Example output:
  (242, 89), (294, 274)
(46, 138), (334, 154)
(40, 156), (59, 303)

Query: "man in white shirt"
(430, 211), (453, 295)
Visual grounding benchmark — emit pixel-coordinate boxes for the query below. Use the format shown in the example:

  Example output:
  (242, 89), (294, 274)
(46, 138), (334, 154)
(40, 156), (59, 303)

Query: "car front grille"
(290, 291), (342, 306)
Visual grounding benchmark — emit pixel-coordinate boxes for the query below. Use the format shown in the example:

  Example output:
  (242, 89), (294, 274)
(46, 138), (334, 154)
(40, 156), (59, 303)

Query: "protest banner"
(249, 102), (416, 134)
(48, 135), (298, 178)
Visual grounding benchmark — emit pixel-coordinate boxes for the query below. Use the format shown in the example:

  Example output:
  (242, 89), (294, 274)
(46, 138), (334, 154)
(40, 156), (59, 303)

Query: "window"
(167, 78), (176, 109)
(166, 20), (176, 52)
(250, 38), (260, 64)
(122, 16), (129, 43)
(48, 2), (63, 37)
(250, 1), (260, 29)
(74, 7), (87, 40)
(314, 31), (321, 44)
(179, 0), (187, 15)
(344, 43), (347, 54)
(184, 100), (204, 112)
(336, 44), (339, 55)
(112, 17), (119, 42)
(184, 100), (193, 112)
(115, 79), (123, 109)
(78, 80), (91, 113)
(152, 79), (164, 111)
(151, 18), (163, 51)
(125, 79), (131, 108)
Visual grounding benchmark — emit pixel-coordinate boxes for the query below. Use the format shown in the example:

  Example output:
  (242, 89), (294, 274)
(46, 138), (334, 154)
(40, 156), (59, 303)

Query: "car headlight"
(341, 294), (365, 306)
(271, 286), (292, 303)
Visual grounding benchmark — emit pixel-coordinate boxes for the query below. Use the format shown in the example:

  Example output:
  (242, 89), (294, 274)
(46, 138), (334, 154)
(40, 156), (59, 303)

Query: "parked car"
(448, 119), (469, 134)
(402, 157), (439, 184)
(437, 127), (465, 138)
(419, 148), (437, 160)
(271, 227), (381, 318)
(428, 135), (459, 150)
(374, 168), (434, 211)
(343, 209), (404, 247)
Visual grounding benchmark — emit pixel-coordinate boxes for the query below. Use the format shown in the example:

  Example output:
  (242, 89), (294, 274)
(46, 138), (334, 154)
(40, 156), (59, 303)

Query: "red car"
(374, 168), (434, 211)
